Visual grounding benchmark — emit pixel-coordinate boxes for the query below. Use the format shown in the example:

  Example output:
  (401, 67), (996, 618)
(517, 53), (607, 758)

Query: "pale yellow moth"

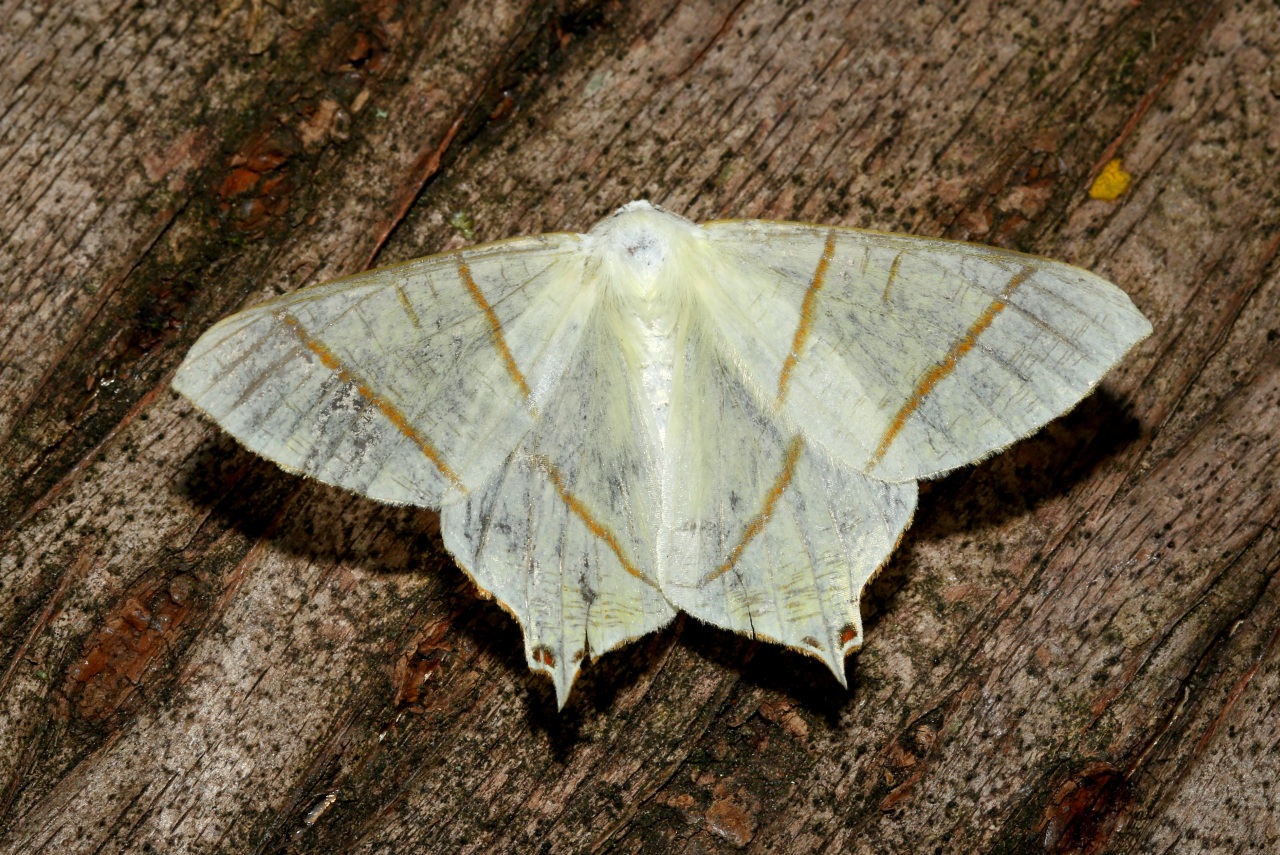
(174, 201), (1151, 707)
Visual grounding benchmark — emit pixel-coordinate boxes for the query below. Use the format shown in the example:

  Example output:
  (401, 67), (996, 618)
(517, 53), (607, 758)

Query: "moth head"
(586, 200), (702, 301)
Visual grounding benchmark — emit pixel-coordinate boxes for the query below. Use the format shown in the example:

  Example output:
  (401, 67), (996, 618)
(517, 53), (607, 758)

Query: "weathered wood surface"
(2, 0), (1277, 852)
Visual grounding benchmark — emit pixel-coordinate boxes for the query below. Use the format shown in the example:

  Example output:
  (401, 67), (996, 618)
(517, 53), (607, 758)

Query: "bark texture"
(2, 1), (1278, 852)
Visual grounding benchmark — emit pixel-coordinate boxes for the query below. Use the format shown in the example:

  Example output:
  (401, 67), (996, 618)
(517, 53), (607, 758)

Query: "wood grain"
(2, 0), (1277, 852)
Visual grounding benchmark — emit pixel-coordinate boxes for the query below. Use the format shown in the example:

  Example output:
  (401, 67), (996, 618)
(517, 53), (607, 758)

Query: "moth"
(174, 200), (1151, 706)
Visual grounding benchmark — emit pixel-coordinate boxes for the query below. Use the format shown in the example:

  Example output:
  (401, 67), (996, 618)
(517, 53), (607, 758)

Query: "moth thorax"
(593, 224), (673, 302)
(587, 200), (700, 305)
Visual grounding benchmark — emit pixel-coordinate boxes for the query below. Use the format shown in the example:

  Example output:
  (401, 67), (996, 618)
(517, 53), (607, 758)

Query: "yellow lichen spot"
(1089, 158), (1133, 201)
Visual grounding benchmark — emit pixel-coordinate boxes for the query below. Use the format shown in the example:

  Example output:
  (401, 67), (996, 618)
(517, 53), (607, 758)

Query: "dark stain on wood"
(1037, 762), (1132, 855)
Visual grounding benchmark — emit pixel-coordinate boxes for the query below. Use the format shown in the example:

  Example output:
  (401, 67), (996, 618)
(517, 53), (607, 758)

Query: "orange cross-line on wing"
(775, 229), (838, 409)
(278, 311), (466, 492)
(530, 455), (652, 586)
(870, 265), (1035, 468)
(703, 435), (804, 585)
(457, 254), (532, 399)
